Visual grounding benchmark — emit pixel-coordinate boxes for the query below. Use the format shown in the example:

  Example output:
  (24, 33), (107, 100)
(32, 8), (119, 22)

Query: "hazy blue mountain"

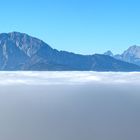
(0, 32), (140, 71)
(104, 50), (113, 57)
(104, 45), (140, 66)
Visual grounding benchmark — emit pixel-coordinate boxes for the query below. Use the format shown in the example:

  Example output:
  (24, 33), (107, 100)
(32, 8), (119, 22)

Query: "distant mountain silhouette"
(104, 45), (140, 66)
(0, 32), (139, 71)
(104, 51), (113, 57)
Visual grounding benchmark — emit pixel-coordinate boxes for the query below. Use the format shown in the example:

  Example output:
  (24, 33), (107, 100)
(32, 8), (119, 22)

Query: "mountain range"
(0, 32), (140, 71)
(104, 45), (140, 66)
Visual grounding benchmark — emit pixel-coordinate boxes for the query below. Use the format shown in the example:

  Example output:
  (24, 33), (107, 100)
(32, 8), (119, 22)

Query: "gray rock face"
(120, 45), (140, 65)
(0, 32), (139, 71)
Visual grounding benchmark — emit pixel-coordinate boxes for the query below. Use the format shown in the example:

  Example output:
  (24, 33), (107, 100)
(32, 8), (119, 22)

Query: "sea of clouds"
(0, 71), (140, 85)
(0, 71), (140, 140)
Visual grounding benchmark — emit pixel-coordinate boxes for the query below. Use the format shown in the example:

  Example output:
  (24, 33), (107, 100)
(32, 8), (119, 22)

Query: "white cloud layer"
(0, 71), (140, 85)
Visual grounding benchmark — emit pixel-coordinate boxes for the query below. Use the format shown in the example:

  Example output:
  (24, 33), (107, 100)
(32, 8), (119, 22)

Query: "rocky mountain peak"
(122, 45), (140, 58)
(0, 32), (51, 57)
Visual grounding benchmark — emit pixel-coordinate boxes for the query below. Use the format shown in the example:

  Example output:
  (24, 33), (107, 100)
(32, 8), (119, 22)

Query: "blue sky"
(0, 0), (140, 54)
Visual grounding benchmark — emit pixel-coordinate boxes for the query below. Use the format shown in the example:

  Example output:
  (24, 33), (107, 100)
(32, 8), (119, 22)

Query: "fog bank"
(0, 71), (140, 85)
(0, 72), (140, 140)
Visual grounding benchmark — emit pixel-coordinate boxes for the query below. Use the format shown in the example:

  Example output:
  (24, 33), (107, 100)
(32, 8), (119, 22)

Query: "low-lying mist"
(0, 72), (140, 140)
